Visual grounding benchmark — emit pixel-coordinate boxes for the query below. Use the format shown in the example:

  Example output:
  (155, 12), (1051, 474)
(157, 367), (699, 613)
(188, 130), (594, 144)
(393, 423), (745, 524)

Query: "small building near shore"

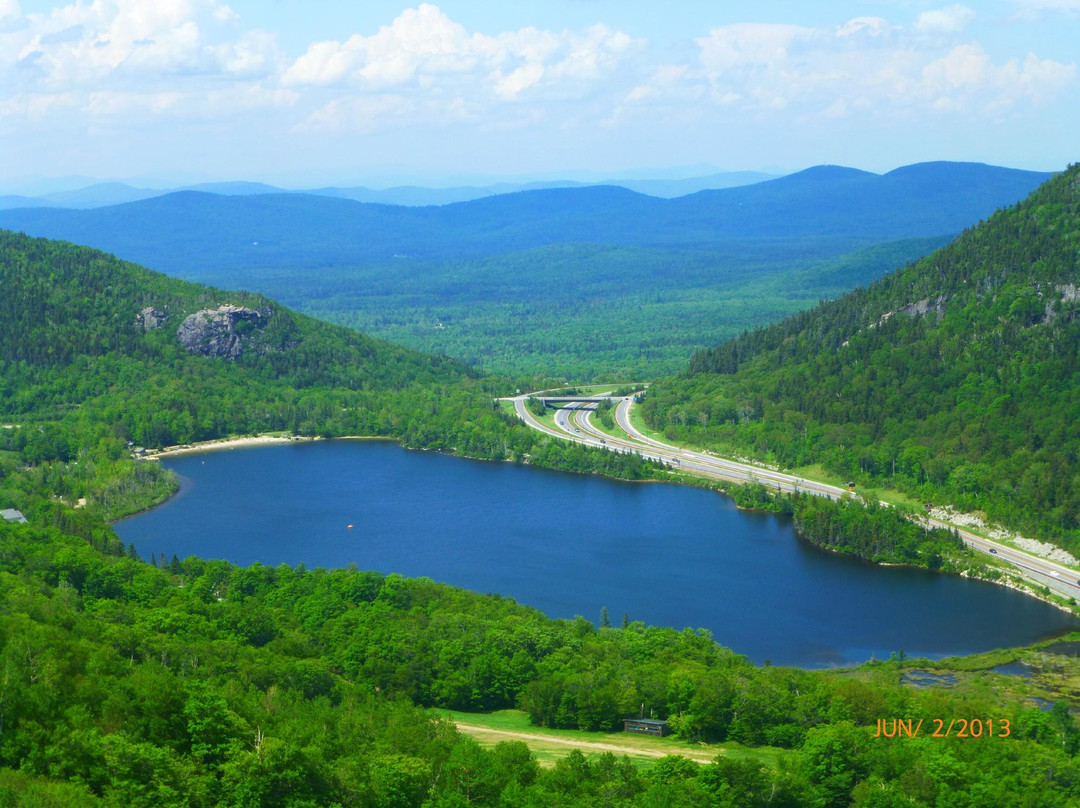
(1, 509), (28, 524)
(623, 718), (669, 737)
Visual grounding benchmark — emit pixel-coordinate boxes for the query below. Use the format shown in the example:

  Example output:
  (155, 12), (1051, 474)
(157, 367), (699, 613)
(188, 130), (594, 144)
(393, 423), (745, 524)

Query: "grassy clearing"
(789, 464), (849, 489)
(625, 405), (670, 444)
(860, 487), (924, 512)
(437, 709), (789, 770)
(530, 405), (564, 433)
(580, 410), (626, 441)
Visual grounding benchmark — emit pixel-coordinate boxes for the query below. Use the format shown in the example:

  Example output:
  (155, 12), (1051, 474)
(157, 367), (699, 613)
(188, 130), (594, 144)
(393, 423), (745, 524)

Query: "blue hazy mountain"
(0, 194), (50, 210)
(314, 171), (777, 205)
(1, 170), (779, 210)
(0, 162), (1051, 275)
(37, 182), (164, 208)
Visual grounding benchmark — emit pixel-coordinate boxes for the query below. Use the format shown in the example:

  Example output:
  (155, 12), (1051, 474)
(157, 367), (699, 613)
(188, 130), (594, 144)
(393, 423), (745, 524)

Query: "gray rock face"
(899, 295), (946, 319)
(177, 305), (269, 358)
(137, 306), (166, 331)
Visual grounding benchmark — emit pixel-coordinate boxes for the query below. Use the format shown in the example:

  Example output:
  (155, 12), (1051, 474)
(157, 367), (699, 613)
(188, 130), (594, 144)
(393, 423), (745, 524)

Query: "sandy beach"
(148, 434), (315, 459)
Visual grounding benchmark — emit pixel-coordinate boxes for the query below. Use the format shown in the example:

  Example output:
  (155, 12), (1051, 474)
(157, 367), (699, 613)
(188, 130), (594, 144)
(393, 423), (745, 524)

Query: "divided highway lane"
(920, 518), (1080, 598)
(611, 398), (849, 499)
(570, 405), (802, 491)
(509, 392), (1080, 600)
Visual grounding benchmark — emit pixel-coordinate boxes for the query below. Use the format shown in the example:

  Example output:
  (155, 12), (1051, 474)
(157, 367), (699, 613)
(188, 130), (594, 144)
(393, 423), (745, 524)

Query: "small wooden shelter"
(623, 718), (669, 737)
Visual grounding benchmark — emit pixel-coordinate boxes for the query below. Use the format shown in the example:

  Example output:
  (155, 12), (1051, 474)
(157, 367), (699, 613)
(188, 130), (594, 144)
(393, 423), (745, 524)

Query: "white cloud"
(923, 43), (989, 88)
(624, 64), (695, 105)
(835, 17), (891, 38)
(283, 4), (640, 107)
(696, 23), (814, 76)
(915, 5), (977, 33)
(494, 62), (544, 99)
(219, 29), (278, 77)
(212, 3), (237, 23)
(6, 0), (253, 84)
(623, 15), (1076, 124)
(1007, 0), (1080, 22)
(0, 0), (287, 124)
(999, 51), (1076, 100)
(0, 0), (20, 20)
(0, 2), (643, 137)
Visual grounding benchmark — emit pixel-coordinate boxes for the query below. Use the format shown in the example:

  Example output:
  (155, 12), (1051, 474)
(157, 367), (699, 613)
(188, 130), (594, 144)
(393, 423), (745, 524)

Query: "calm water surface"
(115, 440), (1079, 667)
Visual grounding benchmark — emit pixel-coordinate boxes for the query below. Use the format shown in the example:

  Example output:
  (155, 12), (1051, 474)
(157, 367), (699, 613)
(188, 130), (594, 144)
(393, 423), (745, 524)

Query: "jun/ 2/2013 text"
(873, 718), (1010, 739)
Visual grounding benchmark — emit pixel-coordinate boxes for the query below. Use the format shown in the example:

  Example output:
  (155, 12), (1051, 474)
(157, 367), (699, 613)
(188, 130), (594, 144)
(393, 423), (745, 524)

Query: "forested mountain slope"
(0, 230), (471, 436)
(642, 163), (1080, 550)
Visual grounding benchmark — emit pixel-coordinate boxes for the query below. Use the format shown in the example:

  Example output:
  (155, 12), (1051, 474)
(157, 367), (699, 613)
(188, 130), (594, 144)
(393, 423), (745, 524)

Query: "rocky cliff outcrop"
(177, 305), (269, 359)
(136, 306), (166, 331)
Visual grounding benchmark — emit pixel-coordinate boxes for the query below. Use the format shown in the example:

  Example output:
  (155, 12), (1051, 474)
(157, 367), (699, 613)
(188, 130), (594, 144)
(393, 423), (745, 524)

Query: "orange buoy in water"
(347, 524), (354, 529)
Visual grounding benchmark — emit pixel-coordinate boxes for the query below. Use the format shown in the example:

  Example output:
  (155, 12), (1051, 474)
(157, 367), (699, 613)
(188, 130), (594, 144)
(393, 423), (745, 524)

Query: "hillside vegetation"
(642, 163), (1080, 550)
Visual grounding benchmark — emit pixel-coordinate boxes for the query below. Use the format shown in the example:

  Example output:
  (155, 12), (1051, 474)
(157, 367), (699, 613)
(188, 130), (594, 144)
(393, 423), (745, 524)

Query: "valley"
(2, 164), (1080, 805)
(3, 1), (1080, 803)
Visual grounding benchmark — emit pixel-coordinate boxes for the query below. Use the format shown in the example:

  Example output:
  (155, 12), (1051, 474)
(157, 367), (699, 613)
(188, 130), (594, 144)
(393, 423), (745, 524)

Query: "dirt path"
(453, 723), (717, 763)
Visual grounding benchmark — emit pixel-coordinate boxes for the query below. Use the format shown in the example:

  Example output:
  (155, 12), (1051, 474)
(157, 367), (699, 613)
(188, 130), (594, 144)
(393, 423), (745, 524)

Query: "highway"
(508, 391), (1080, 600)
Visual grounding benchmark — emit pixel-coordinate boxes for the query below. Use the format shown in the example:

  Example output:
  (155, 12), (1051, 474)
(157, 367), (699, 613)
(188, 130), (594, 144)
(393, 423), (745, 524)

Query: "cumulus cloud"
(282, 4), (639, 106)
(697, 23), (814, 76)
(74, 1), (273, 81)
(620, 13), (1075, 125)
(0, 1), (639, 138)
(915, 5), (977, 33)
(283, 4), (476, 88)
(835, 17), (891, 38)
(0, 0), (282, 123)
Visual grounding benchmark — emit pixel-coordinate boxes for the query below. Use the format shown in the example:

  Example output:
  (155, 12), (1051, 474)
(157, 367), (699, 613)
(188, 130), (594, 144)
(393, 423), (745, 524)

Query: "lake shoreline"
(117, 437), (1079, 666)
(137, 435), (1079, 617)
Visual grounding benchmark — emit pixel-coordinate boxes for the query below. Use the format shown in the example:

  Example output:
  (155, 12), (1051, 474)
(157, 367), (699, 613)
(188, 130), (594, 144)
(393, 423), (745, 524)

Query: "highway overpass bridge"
(533, 395), (616, 406)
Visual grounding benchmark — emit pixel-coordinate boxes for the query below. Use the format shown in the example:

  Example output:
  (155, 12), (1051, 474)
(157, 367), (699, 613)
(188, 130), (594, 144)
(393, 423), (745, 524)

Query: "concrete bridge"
(534, 395), (619, 406)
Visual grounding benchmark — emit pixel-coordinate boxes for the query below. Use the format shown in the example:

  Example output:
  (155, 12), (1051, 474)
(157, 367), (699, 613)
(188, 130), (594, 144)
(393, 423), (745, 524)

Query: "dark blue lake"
(115, 440), (1078, 667)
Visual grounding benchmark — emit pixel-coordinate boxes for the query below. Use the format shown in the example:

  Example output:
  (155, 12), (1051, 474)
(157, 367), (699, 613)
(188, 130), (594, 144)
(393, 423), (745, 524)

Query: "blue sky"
(2, 1), (1077, 188)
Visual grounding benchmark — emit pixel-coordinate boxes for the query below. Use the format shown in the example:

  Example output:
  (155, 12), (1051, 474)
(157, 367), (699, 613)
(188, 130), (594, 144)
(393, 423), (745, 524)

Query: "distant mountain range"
(0, 170), (778, 211)
(0, 162), (1051, 276)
